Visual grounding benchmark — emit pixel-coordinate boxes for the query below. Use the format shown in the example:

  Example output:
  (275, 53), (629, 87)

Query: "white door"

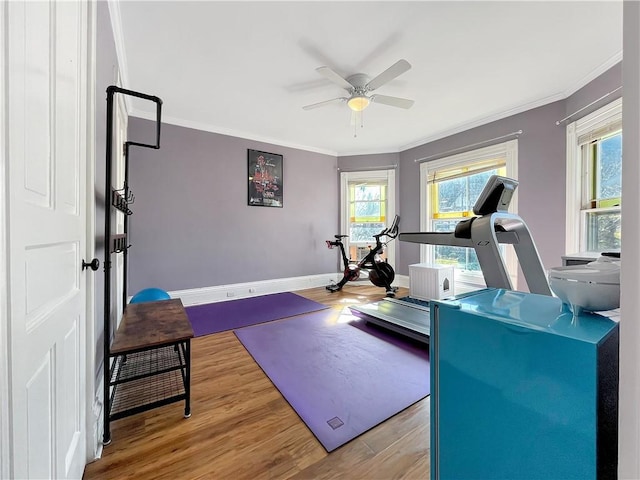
(6, 1), (91, 478)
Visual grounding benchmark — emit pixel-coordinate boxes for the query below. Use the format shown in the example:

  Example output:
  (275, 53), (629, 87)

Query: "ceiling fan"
(302, 59), (414, 112)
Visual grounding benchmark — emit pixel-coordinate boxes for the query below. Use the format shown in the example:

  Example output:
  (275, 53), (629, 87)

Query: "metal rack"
(108, 345), (189, 420)
(102, 88), (194, 446)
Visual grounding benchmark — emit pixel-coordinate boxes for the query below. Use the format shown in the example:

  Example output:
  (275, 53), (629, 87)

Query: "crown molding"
(130, 109), (338, 157)
(106, 1), (131, 106)
(562, 51), (623, 98)
(400, 91), (565, 152)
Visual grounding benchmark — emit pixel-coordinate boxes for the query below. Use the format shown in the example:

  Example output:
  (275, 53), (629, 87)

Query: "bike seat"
(334, 235), (348, 239)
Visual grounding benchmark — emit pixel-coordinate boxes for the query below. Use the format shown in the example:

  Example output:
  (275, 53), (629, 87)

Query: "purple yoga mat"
(234, 309), (430, 452)
(185, 292), (328, 337)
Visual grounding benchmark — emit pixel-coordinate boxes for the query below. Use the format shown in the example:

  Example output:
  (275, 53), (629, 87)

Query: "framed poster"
(248, 149), (283, 207)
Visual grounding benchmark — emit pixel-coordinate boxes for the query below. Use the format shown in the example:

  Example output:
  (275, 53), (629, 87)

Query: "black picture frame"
(248, 149), (283, 207)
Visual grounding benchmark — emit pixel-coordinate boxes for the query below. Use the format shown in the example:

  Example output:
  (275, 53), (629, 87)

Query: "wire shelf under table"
(109, 344), (188, 420)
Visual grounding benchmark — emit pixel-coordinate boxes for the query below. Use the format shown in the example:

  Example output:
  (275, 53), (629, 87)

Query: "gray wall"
(338, 64), (622, 289)
(396, 101), (566, 284)
(336, 152), (400, 170)
(565, 62), (622, 121)
(127, 120), (338, 293)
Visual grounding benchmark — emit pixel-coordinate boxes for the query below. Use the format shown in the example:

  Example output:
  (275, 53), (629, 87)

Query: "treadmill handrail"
(399, 230), (519, 246)
(399, 210), (551, 296)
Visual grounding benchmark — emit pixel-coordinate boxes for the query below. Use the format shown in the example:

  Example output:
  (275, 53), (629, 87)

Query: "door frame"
(0, 0), (10, 476)
(84, 0), (99, 462)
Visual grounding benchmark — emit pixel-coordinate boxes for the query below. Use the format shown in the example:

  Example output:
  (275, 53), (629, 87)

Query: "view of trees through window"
(349, 184), (386, 242)
(585, 132), (621, 251)
(433, 169), (503, 271)
(595, 133), (622, 200)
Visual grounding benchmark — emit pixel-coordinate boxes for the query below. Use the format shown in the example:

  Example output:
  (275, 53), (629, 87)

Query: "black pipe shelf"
(110, 234), (129, 254)
(112, 189), (133, 215)
(103, 85), (167, 445)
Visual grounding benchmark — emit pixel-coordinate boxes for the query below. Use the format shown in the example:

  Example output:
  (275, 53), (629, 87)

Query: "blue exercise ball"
(129, 287), (171, 304)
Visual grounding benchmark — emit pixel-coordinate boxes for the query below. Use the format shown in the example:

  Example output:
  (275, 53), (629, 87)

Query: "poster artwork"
(248, 149), (283, 207)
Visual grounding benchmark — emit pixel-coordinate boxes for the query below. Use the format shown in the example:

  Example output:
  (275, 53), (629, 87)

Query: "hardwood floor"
(83, 284), (430, 480)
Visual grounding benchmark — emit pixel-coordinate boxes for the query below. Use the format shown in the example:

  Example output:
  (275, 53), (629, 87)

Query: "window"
(566, 98), (622, 253)
(420, 140), (518, 291)
(340, 169), (396, 265)
(349, 183), (387, 243)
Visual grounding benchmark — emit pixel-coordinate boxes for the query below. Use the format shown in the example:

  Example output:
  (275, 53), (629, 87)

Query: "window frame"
(420, 139), (518, 290)
(565, 97), (622, 254)
(340, 169), (396, 268)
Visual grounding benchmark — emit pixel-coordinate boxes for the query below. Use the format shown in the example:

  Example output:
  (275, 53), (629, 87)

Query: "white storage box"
(409, 263), (454, 301)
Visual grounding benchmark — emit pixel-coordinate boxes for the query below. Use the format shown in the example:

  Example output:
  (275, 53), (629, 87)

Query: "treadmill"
(350, 175), (551, 344)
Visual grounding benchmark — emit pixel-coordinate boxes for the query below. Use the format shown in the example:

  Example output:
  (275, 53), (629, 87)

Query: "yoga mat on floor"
(234, 309), (430, 452)
(186, 292), (328, 337)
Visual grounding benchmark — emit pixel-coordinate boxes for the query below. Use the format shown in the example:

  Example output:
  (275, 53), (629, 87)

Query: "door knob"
(82, 258), (100, 271)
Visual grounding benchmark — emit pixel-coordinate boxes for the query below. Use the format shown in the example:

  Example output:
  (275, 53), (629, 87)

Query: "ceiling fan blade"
(366, 59), (411, 91)
(302, 97), (347, 110)
(370, 94), (414, 109)
(316, 66), (354, 90)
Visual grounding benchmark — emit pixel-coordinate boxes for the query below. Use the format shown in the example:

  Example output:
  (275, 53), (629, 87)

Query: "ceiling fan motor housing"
(347, 73), (371, 91)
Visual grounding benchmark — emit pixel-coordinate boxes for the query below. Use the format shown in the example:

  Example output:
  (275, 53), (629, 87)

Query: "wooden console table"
(106, 299), (193, 441)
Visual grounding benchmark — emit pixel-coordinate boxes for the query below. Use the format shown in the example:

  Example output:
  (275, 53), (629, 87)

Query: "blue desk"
(430, 288), (618, 480)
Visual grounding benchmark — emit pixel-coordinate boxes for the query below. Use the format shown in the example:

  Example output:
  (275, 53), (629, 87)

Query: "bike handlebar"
(374, 215), (400, 240)
(383, 214), (400, 239)
(327, 215), (400, 246)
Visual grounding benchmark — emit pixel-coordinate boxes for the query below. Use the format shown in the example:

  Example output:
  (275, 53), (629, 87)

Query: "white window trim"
(565, 97), (622, 254)
(419, 139), (518, 289)
(340, 169), (396, 269)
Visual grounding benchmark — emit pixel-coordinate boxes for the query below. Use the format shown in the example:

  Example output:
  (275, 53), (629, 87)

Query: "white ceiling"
(113, 1), (623, 156)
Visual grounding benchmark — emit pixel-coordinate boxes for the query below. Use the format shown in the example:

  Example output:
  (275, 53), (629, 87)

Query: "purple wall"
(340, 101), (567, 282)
(565, 62), (622, 121)
(336, 152), (400, 170)
(127, 120), (338, 292)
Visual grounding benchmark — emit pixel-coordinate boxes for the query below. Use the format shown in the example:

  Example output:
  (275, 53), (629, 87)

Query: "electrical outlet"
(249, 288), (256, 293)
(226, 291), (235, 298)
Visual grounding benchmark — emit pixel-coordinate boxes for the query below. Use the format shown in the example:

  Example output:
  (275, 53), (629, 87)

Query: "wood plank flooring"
(83, 284), (430, 480)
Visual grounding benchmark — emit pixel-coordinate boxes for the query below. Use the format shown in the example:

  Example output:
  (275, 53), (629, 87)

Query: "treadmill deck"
(350, 297), (430, 344)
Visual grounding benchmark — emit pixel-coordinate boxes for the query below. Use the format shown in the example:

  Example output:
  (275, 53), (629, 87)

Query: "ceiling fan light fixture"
(347, 95), (370, 112)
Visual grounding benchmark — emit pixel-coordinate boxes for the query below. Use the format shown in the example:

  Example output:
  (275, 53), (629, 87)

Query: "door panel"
(25, 242), (79, 331)
(7, 1), (89, 478)
(26, 353), (53, 479)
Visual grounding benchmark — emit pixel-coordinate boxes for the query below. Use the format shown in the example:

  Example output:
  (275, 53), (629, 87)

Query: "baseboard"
(396, 274), (409, 289)
(90, 375), (104, 461)
(169, 273), (409, 307)
(170, 273), (341, 307)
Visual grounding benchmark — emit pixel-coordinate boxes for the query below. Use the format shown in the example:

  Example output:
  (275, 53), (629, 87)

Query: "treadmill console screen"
(473, 175), (518, 216)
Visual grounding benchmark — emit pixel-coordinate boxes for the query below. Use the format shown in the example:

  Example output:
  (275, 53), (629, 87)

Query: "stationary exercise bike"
(325, 215), (400, 297)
